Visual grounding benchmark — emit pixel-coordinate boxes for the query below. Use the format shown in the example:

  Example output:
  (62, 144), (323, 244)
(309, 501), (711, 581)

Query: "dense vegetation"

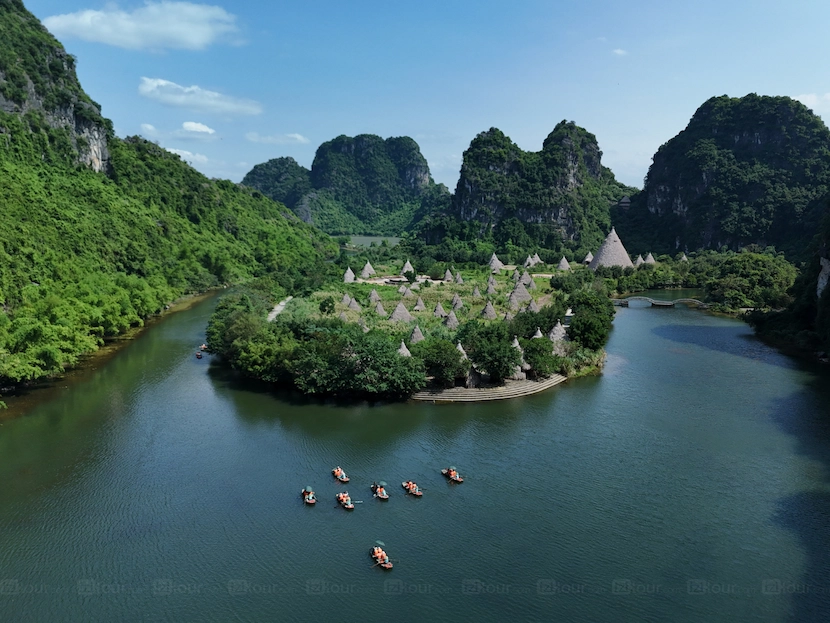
(614, 95), (830, 261)
(242, 135), (451, 236)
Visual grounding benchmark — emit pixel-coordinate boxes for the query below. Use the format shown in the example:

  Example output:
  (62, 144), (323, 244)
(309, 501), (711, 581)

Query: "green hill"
(0, 0), (335, 392)
(242, 134), (451, 235)
(613, 94), (830, 260)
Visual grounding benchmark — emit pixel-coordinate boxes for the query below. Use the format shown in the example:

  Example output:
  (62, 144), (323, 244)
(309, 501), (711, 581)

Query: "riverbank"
(410, 373), (567, 403)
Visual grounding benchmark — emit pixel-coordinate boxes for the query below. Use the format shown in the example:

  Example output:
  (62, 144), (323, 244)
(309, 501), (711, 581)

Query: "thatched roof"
(548, 320), (567, 342)
(503, 312), (514, 321)
(397, 341), (412, 357)
(360, 261), (376, 279)
(523, 255), (534, 268)
(528, 299), (540, 313)
(444, 268), (453, 281)
(588, 228), (634, 270)
(520, 270), (532, 285)
(452, 296), (464, 310)
(398, 285), (407, 294)
(481, 301), (497, 319)
(486, 283), (497, 296)
(444, 310), (459, 329)
(532, 327), (544, 339)
(341, 293), (351, 305)
(526, 277), (536, 290)
(557, 257), (571, 271)
(472, 286), (481, 297)
(339, 311), (347, 322)
(413, 297), (426, 311)
(401, 260), (414, 275)
(488, 275), (497, 286)
(456, 342), (468, 360)
(644, 252), (656, 264)
(680, 253), (689, 262)
(489, 253), (504, 271)
(403, 287), (414, 298)
(512, 269), (520, 281)
(433, 302), (448, 318)
(410, 325), (425, 344)
(390, 302), (414, 323)
(634, 254), (644, 267)
(583, 251), (594, 264)
(369, 289), (381, 303)
(455, 272), (464, 285)
(510, 366), (527, 381)
(511, 336), (523, 352)
(343, 267), (355, 283)
(348, 298), (361, 312)
(375, 301), (387, 317)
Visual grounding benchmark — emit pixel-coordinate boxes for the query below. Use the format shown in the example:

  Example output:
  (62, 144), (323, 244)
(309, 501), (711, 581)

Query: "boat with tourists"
(336, 491), (354, 510)
(370, 546), (393, 570)
(441, 467), (464, 483)
(332, 466), (349, 483)
(402, 481), (423, 496)
(371, 481), (389, 499)
(301, 486), (316, 505)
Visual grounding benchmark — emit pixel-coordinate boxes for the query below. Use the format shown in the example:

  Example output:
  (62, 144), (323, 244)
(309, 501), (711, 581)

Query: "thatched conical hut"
(488, 275), (497, 286)
(413, 297), (426, 311)
(390, 302), (414, 323)
(452, 296), (464, 310)
(472, 286), (481, 298)
(548, 320), (567, 342)
(341, 293), (351, 305)
(503, 312), (514, 321)
(528, 299), (540, 313)
(557, 257), (571, 271)
(481, 301), (497, 319)
(360, 261), (376, 279)
(680, 253), (689, 262)
(520, 270), (532, 285)
(511, 335), (523, 353)
(398, 285), (407, 294)
(486, 283), (497, 296)
(526, 277), (537, 290)
(583, 251), (594, 264)
(588, 228), (634, 270)
(444, 310), (459, 329)
(343, 267), (355, 283)
(532, 253), (543, 265)
(401, 260), (415, 275)
(532, 327), (544, 339)
(348, 298), (361, 312)
(634, 254), (644, 267)
(433, 302), (448, 318)
(375, 301), (387, 317)
(644, 252), (656, 264)
(456, 342), (468, 360)
(403, 287), (414, 298)
(489, 253), (505, 271)
(369, 289), (381, 303)
(338, 311), (348, 322)
(397, 341), (412, 357)
(455, 272), (464, 285)
(512, 269), (520, 282)
(510, 281), (532, 304)
(523, 255), (534, 268)
(410, 325), (425, 344)
(444, 268), (454, 281)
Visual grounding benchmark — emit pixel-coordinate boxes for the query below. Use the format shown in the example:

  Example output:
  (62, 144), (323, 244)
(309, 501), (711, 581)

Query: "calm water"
(2, 295), (830, 622)
(348, 235), (401, 248)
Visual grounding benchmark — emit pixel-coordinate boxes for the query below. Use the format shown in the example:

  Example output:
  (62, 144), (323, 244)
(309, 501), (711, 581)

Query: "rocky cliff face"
(0, 0), (110, 172)
(450, 122), (632, 250)
(617, 94), (830, 259)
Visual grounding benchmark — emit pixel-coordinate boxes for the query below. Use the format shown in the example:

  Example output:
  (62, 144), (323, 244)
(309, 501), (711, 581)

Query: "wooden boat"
(371, 482), (389, 500)
(370, 548), (393, 570)
(336, 493), (354, 510)
(441, 467), (464, 483)
(200, 343), (207, 351)
(195, 351), (203, 359)
(332, 467), (350, 483)
(401, 481), (423, 496)
(301, 487), (316, 505)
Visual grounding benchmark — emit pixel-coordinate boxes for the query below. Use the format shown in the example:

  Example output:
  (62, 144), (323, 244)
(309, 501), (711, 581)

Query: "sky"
(23, 0), (830, 189)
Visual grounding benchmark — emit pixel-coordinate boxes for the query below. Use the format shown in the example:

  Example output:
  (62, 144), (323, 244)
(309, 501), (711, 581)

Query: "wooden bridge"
(612, 296), (708, 309)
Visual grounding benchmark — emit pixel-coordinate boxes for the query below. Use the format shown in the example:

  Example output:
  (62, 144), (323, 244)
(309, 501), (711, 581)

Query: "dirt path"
(267, 296), (293, 321)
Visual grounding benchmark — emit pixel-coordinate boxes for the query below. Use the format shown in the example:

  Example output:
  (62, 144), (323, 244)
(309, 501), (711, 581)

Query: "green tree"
(411, 337), (468, 387)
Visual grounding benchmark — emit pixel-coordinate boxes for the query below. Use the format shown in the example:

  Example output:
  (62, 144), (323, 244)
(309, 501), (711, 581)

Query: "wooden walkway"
(612, 296), (708, 308)
(410, 374), (567, 403)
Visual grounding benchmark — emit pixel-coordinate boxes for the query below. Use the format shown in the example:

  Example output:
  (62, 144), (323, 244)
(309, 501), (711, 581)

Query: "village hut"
(390, 302), (414, 323)
(583, 251), (594, 265)
(397, 341), (412, 357)
(472, 286), (482, 298)
(375, 301), (387, 317)
(455, 272), (464, 285)
(680, 253), (689, 262)
(557, 257), (571, 271)
(413, 297), (426, 311)
(433, 302), (448, 318)
(403, 287), (414, 298)
(512, 269), (521, 282)
(369, 289), (381, 303)
(511, 335), (523, 353)
(338, 312), (347, 322)
(523, 255), (533, 268)
(588, 228), (634, 270)
(528, 299), (540, 313)
(341, 293), (351, 305)
(533, 253), (543, 265)
(489, 253), (505, 271)
(503, 312), (514, 321)
(348, 299), (361, 312)
(481, 301), (497, 319)
(452, 296), (464, 310)
(532, 327), (544, 339)
(456, 342), (468, 360)
(486, 283), (497, 296)
(398, 285), (407, 294)
(520, 270), (533, 285)
(444, 268), (454, 281)
(410, 325), (425, 344)
(360, 261), (376, 279)
(644, 252), (656, 264)
(401, 259), (415, 275)
(488, 275), (497, 286)
(548, 320), (567, 342)
(526, 277), (537, 290)
(634, 255), (644, 267)
(444, 311), (459, 329)
(343, 267), (355, 283)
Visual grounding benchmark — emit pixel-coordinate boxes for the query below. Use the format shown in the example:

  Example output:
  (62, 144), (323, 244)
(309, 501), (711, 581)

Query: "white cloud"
(795, 93), (830, 114)
(139, 77), (262, 115)
(140, 123), (158, 135)
(166, 147), (209, 163)
(182, 121), (215, 134)
(43, 2), (238, 51)
(245, 132), (310, 145)
(613, 49), (628, 56)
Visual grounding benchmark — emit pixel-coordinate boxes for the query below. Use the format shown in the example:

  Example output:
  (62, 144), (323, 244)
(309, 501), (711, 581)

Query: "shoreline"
(410, 374), (568, 403)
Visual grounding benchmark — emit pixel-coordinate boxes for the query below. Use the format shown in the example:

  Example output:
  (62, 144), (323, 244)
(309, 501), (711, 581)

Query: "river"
(1, 294), (829, 622)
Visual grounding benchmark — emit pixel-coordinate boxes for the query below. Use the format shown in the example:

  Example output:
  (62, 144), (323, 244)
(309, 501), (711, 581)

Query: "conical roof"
(403, 287), (414, 298)
(481, 301), (497, 319)
(489, 253), (504, 270)
(634, 254), (644, 266)
(453, 296), (464, 310)
(398, 285), (407, 294)
(532, 327), (543, 339)
(487, 275), (497, 286)
(512, 282), (532, 302)
(588, 228), (634, 270)
(503, 312), (514, 321)
(369, 289), (381, 303)
(557, 257), (571, 271)
(410, 325), (425, 344)
(548, 320), (567, 342)
(390, 302), (414, 323)
(397, 341), (412, 357)
(680, 253), (689, 262)
(343, 267), (355, 283)
(455, 272), (464, 285)
(644, 252), (656, 264)
(520, 270), (532, 285)
(338, 311), (348, 322)
(444, 268), (453, 281)
(451, 292), (461, 306)
(533, 253), (542, 264)
(583, 251), (594, 264)
(523, 255), (534, 268)
(512, 269), (520, 281)
(486, 283), (497, 296)
(360, 261), (376, 279)
(401, 260), (414, 275)
(528, 300), (540, 313)
(526, 277), (536, 290)
(413, 297), (425, 311)
(348, 299), (361, 312)
(444, 310), (459, 329)
(472, 286), (481, 298)
(511, 336), (523, 352)
(433, 302), (447, 318)
(341, 293), (351, 305)
(375, 301), (387, 317)
(456, 342), (468, 360)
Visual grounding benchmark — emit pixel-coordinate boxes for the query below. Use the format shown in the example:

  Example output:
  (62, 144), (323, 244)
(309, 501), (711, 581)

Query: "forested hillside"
(0, 0), (336, 394)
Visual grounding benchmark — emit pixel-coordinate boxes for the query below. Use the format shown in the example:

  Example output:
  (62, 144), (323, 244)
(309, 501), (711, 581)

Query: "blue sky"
(24, 0), (830, 189)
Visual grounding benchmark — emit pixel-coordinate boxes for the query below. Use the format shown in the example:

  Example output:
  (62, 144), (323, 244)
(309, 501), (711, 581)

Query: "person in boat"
(304, 489), (314, 501)
(405, 481), (414, 492)
(376, 484), (386, 497)
(334, 467), (342, 477)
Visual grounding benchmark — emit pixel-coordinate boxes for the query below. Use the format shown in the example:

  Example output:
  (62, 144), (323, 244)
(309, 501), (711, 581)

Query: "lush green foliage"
(614, 94), (830, 261)
(411, 337), (469, 387)
(240, 157), (311, 210)
(566, 290), (616, 350)
(456, 321), (522, 383)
